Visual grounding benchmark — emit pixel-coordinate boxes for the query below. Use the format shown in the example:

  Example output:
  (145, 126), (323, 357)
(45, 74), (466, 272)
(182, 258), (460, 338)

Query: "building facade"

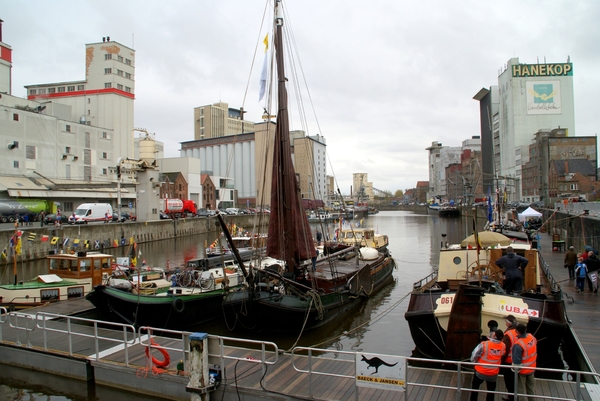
(193, 102), (256, 140)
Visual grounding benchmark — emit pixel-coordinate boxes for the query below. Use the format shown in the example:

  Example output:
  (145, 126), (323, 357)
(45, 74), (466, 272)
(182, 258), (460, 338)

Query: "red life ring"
(145, 338), (170, 368)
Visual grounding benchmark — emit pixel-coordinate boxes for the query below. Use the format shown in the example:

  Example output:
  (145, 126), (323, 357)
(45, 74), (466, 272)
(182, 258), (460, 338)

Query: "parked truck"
(0, 199), (61, 223)
(159, 199), (198, 218)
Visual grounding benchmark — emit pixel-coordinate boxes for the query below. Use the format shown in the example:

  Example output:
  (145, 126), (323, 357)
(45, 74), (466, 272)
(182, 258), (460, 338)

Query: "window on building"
(26, 145), (36, 160)
(38, 88), (46, 94)
(125, 72), (131, 79)
(104, 68), (112, 74)
(66, 146), (71, 154)
(125, 59), (131, 65)
(102, 168), (107, 175)
(117, 84), (123, 90)
(101, 132), (108, 139)
(105, 54), (112, 60)
(13, 160), (19, 168)
(125, 87), (131, 93)
(13, 113), (19, 121)
(102, 152), (107, 159)
(66, 125), (71, 132)
(117, 55), (123, 62)
(29, 89), (36, 95)
(117, 70), (123, 76)
(48, 88), (55, 94)
(68, 85), (75, 91)
(105, 83), (112, 88)
(58, 87), (65, 92)
(77, 85), (84, 90)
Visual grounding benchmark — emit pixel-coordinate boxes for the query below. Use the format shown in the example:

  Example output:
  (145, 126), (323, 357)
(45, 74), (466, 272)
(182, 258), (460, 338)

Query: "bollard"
(186, 332), (210, 401)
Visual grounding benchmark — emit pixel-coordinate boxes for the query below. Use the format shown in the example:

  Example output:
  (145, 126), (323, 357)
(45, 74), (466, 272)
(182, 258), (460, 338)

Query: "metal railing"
(290, 347), (599, 401)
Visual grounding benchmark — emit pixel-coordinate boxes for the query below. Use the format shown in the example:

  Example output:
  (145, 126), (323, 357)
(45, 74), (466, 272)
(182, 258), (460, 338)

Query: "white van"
(74, 203), (113, 224)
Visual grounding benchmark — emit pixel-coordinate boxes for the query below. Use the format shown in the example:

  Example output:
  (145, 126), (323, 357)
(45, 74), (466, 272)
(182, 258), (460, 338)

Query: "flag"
(50, 236), (59, 245)
(113, 239), (119, 247)
(84, 240), (90, 249)
(121, 238), (126, 246)
(73, 238), (80, 245)
(94, 240), (100, 249)
(1, 248), (6, 259)
(15, 237), (22, 255)
(41, 235), (49, 242)
(258, 33), (269, 101)
(62, 238), (69, 247)
(28, 232), (37, 242)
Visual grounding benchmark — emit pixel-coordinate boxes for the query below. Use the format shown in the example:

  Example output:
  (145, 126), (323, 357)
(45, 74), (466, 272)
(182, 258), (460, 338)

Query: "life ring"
(172, 297), (185, 313)
(145, 338), (170, 368)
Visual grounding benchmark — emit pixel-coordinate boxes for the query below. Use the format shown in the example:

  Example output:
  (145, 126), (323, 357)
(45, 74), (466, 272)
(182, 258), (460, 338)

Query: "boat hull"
(223, 255), (395, 332)
(405, 286), (571, 371)
(86, 285), (229, 329)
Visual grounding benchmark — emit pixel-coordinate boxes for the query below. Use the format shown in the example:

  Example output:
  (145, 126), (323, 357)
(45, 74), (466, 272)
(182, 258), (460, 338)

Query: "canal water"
(0, 210), (475, 400)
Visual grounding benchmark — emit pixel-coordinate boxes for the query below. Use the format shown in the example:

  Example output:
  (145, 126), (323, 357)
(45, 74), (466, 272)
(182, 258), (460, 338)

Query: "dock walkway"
(0, 230), (598, 400)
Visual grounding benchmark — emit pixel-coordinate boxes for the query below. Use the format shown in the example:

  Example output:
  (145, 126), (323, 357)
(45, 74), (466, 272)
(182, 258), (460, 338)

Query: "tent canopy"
(518, 207), (542, 222)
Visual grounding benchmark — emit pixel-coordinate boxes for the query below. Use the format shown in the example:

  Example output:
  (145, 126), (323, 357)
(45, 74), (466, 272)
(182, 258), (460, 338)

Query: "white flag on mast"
(258, 34), (269, 101)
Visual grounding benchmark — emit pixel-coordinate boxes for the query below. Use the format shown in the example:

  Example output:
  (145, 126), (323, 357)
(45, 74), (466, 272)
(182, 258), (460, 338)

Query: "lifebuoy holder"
(145, 338), (170, 368)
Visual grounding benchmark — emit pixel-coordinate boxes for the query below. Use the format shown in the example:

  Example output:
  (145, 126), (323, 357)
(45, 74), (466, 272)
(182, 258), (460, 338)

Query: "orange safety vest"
(504, 329), (518, 364)
(475, 340), (506, 376)
(514, 333), (537, 375)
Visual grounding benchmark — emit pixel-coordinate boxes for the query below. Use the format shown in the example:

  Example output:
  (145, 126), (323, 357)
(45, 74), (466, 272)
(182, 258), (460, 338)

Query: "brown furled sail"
(266, 1), (316, 273)
(443, 283), (484, 361)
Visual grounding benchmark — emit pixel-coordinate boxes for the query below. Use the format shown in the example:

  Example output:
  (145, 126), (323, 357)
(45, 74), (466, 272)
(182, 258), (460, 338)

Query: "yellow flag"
(15, 237), (22, 255)
(50, 237), (59, 245)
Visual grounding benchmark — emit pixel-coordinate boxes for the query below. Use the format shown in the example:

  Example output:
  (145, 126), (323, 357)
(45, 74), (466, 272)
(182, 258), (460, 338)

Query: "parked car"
(196, 208), (210, 217)
(159, 212), (170, 220)
(112, 213), (127, 223)
(120, 212), (136, 221)
(44, 213), (69, 225)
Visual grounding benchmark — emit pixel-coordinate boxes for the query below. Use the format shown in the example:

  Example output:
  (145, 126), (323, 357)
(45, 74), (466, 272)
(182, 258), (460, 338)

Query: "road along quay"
(0, 303), (599, 401)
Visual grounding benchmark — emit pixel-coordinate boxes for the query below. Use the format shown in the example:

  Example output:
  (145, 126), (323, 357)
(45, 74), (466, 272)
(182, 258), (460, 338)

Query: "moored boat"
(220, 0), (396, 334)
(332, 226), (389, 255)
(404, 232), (576, 374)
(85, 261), (246, 328)
(0, 251), (113, 310)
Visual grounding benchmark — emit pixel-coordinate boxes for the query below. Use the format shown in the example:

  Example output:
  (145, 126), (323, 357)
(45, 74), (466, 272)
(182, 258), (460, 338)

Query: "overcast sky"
(3, 1), (598, 194)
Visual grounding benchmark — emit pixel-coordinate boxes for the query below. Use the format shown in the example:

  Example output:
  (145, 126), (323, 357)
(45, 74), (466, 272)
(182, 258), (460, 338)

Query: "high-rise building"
(474, 57), (575, 200)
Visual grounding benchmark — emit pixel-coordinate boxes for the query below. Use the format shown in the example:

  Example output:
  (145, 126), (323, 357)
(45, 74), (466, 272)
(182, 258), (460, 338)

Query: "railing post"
(308, 348), (313, 398)
(187, 332), (210, 401)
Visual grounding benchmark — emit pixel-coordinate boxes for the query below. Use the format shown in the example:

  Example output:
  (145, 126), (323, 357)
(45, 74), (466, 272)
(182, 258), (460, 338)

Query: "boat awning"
(7, 189), (136, 199)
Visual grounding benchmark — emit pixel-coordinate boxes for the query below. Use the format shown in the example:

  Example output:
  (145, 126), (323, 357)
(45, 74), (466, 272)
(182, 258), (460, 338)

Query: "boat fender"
(172, 297), (185, 313)
(145, 338), (170, 368)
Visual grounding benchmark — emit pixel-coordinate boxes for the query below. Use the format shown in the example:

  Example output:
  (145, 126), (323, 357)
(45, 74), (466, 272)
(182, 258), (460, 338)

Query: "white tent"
(518, 207), (542, 222)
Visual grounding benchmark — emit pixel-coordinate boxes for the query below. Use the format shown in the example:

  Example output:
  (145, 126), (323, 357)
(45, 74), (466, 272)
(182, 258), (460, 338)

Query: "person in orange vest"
(511, 323), (537, 401)
(469, 329), (506, 401)
(500, 315), (519, 400)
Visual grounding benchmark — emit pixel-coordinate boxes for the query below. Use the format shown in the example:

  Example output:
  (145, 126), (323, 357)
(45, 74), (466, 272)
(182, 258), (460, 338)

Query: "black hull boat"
(223, 246), (395, 332)
(219, 2), (395, 335)
(86, 284), (228, 329)
(86, 263), (246, 329)
(404, 232), (579, 376)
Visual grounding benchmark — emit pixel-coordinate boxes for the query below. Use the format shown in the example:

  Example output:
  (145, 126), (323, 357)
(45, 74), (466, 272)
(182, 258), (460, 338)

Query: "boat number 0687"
(440, 296), (453, 304)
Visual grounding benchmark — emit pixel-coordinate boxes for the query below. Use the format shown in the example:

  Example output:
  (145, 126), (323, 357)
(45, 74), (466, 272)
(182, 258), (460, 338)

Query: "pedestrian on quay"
(575, 257), (588, 293)
(512, 324), (537, 401)
(39, 210), (46, 227)
(564, 246), (577, 280)
(501, 315), (519, 401)
(495, 246), (528, 293)
(316, 230), (322, 245)
(469, 329), (506, 401)
(584, 251), (599, 293)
